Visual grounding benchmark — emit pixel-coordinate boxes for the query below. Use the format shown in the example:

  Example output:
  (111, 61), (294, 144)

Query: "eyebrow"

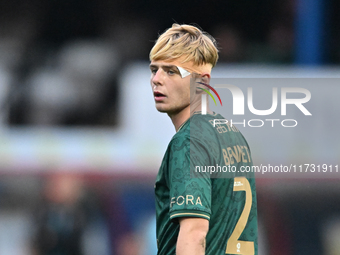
(149, 64), (178, 69)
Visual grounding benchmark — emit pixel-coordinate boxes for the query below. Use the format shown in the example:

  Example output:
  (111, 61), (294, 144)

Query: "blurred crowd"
(2, 174), (340, 255)
(0, 173), (156, 255)
(2, 0), (339, 127)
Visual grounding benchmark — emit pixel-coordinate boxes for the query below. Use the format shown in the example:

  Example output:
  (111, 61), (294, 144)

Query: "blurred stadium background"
(0, 0), (339, 254)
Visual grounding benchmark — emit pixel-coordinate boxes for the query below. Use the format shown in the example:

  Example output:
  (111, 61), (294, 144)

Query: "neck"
(169, 106), (191, 132)
(169, 100), (212, 132)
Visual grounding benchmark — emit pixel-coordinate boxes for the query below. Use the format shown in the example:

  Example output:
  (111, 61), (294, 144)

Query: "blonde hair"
(150, 24), (219, 67)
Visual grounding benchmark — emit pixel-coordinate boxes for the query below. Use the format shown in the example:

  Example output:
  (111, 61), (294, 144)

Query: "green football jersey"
(155, 113), (258, 255)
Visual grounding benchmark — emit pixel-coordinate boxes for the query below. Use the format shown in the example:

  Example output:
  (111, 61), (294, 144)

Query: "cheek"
(175, 83), (190, 101)
(183, 81), (193, 101)
(189, 77), (201, 98)
(189, 85), (196, 99)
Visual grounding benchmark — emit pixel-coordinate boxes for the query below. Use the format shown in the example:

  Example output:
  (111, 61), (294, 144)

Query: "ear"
(200, 73), (211, 85)
(193, 72), (212, 97)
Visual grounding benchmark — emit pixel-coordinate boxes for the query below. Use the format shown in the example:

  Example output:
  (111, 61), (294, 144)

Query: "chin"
(157, 109), (168, 113)
(155, 103), (184, 115)
(155, 105), (169, 113)
(156, 107), (178, 115)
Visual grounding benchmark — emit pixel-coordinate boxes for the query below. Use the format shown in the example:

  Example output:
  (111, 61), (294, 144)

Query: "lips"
(154, 91), (165, 97)
(154, 91), (166, 101)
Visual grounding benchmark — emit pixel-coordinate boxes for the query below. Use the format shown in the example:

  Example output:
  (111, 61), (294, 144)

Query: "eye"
(150, 68), (158, 74)
(167, 70), (176, 75)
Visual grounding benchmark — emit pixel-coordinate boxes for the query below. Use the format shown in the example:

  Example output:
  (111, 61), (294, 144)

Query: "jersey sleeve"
(167, 135), (212, 221)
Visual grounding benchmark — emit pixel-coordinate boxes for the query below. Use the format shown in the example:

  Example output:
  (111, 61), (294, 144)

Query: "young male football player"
(150, 23), (258, 255)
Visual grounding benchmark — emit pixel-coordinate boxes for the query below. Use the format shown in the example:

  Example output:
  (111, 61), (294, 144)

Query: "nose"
(151, 69), (163, 86)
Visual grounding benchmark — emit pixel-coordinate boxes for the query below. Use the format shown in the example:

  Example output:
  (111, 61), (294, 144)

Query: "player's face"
(150, 61), (192, 115)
